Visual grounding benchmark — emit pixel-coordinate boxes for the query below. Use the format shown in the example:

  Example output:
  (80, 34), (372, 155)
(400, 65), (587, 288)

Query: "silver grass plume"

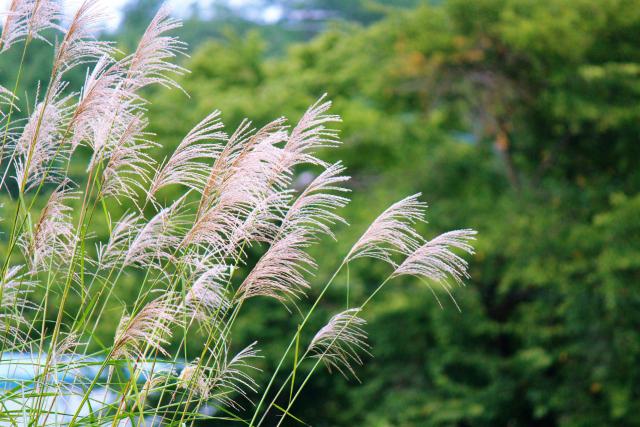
(121, 4), (187, 92)
(50, 331), (82, 373)
(182, 194), (249, 255)
(113, 292), (182, 360)
(217, 118), (288, 201)
(0, 87), (17, 140)
(54, 331), (81, 358)
(209, 341), (261, 409)
(14, 80), (73, 190)
(279, 162), (350, 240)
(178, 347), (261, 409)
(135, 370), (173, 410)
(53, 0), (112, 73)
(225, 189), (291, 252)
(237, 229), (315, 302)
(0, 265), (35, 348)
(69, 56), (130, 150)
(258, 96), (342, 195)
(86, 98), (136, 166)
(392, 229), (477, 285)
(0, 85), (17, 110)
(99, 113), (158, 203)
(199, 118), (285, 212)
(178, 359), (211, 400)
(0, 0), (62, 52)
(18, 183), (76, 271)
(280, 94), (341, 171)
(96, 212), (139, 270)
(346, 193), (427, 265)
(148, 110), (226, 200)
(181, 248), (229, 273)
(122, 198), (183, 268)
(308, 308), (369, 379)
(199, 119), (253, 211)
(185, 265), (230, 321)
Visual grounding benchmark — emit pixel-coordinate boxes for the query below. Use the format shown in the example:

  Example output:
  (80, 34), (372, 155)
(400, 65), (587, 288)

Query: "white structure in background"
(0, 353), (177, 425)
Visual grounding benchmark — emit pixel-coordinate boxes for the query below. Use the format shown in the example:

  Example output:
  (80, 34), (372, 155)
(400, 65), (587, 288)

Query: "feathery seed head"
(148, 110), (226, 200)
(186, 265), (230, 321)
(0, 0), (62, 52)
(113, 292), (182, 360)
(0, 265), (36, 348)
(280, 162), (350, 240)
(309, 308), (369, 379)
(121, 4), (187, 92)
(347, 193), (427, 265)
(122, 198), (183, 268)
(18, 183), (77, 271)
(14, 80), (74, 190)
(178, 360), (211, 399)
(237, 229), (315, 303)
(392, 229), (477, 284)
(209, 342), (261, 409)
(54, 0), (113, 73)
(282, 94), (341, 170)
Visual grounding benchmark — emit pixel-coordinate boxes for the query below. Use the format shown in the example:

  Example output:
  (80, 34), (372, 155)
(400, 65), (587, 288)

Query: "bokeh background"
(1, 0), (640, 425)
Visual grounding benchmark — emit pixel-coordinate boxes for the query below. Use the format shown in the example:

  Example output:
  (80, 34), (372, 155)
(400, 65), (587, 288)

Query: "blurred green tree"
(146, 0), (640, 425)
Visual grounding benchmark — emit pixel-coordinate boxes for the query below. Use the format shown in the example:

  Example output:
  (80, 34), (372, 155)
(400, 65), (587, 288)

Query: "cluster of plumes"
(0, 0), (62, 52)
(177, 97), (348, 304)
(0, 0), (478, 419)
(305, 199), (476, 374)
(1, 0), (186, 200)
(4, 0), (116, 190)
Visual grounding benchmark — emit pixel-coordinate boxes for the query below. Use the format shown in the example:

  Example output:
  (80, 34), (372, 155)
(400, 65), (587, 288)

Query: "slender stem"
(248, 259), (346, 426)
(0, 37), (30, 175)
(270, 276), (392, 427)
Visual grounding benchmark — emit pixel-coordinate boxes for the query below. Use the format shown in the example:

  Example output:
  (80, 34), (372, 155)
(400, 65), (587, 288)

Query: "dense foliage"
(145, 0), (640, 425)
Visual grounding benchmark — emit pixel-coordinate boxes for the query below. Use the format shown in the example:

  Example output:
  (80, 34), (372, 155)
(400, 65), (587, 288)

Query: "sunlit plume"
(0, 0), (62, 52)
